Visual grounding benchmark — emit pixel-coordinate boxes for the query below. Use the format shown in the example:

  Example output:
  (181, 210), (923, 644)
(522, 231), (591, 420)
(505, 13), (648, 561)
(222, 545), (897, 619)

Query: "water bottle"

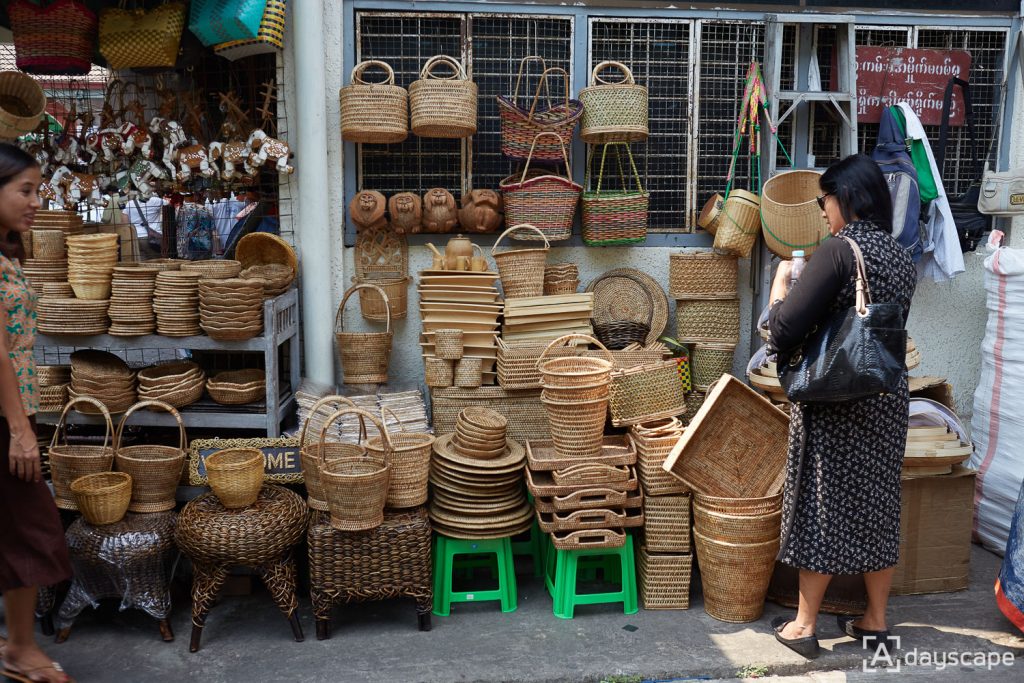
(788, 250), (806, 293)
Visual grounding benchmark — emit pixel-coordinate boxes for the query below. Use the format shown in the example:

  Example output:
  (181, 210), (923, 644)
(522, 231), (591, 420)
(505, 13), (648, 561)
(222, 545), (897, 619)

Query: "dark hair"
(819, 153), (893, 235)
(0, 143), (40, 262)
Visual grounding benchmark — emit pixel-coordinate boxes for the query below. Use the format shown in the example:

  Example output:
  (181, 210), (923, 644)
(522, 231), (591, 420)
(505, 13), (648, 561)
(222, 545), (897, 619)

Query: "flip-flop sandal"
(2, 659), (71, 683)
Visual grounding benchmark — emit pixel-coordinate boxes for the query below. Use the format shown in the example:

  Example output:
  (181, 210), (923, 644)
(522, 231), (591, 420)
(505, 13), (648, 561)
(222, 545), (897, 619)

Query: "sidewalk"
(19, 544), (1024, 683)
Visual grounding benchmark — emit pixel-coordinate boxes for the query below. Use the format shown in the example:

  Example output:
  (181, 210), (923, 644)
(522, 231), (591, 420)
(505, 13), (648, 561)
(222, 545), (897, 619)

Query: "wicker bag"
(213, 0), (286, 61)
(492, 224), (549, 299)
(48, 397), (115, 511)
(71, 472), (132, 525)
(299, 395), (359, 511)
(114, 400), (187, 513)
(205, 447), (264, 509)
(0, 71), (47, 140)
(9, 0), (97, 76)
(340, 60), (409, 144)
(189, 0), (266, 47)
(760, 170), (830, 258)
(409, 55), (477, 139)
(581, 143), (649, 246)
(712, 189), (761, 258)
(609, 359), (688, 427)
(579, 61), (649, 144)
(99, 1), (186, 70)
(500, 132), (582, 242)
(365, 409), (434, 509)
(334, 284), (393, 384)
(318, 407), (391, 532)
(498, 58), (583, 161)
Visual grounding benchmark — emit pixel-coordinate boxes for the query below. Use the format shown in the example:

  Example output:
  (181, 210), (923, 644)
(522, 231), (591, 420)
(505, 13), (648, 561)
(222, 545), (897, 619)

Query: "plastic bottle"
(788, 250), (806, 292)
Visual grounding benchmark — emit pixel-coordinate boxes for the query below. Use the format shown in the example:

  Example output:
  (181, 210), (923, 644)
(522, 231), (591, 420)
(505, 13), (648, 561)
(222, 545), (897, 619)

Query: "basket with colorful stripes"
(8, 0), (97, 76)
(581, 143), (649, 246)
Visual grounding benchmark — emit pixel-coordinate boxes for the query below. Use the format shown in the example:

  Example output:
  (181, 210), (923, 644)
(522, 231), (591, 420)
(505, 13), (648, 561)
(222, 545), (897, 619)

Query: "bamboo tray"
(537, 507), (644, 533)
(534, 486), (643, 513)
(526, 464), (637, 497)
(526, 435), (636, 471)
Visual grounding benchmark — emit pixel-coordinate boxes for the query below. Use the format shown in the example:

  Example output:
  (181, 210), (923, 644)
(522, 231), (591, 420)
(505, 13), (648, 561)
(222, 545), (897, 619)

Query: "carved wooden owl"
(349, 190), (388, 232)
(388, 192), (422, 234)
(421, 188), (458, 233)
(458, 189), (504, 234)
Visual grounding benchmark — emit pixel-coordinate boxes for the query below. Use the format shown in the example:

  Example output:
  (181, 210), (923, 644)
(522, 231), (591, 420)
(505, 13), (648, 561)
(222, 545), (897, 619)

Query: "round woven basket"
(692, 503), (781, 545)
(454, 358), (483, 388)
(180, 259), (242, 279)
(335, 283), (392, 384)
(341, 60), (409, 144)
(693, 491), (783, 516)
(235, 233), (298, 276)
(761, 170), (830, 258)
(669, 251), (738, 299)
(697, 193), (724, 235)
(593, 319), (650, 350)
(492, 224), (549, 299)
(434, 328), (464, 360)
(0, 70), (47, 139)
(366, 416), (434, 509)
(48, 397), (115, 510)
(579, 61), (649, 144)
(675, 298), (741, 344)
(425, 357), (454, 388)
(713, 190), (761, 258)
(693, 529), (779, 623)
(542, 394), (609, 460)
(205, 448), (264, 509)
(298, 396), (360, 511)
(206, 368), (265, 405)
(409, 55), (477, 139)
(318, 407), (391, 531)
(70, 472), (132, 526)
(114, 400), (186, 513)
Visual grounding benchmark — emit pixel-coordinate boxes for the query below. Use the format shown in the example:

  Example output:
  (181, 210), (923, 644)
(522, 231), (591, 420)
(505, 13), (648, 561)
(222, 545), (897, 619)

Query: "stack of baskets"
(154, 270), (202, 337)
(23, 215), (75, 290)
(108, 265), (158, 336)
(206, 368), (265, 405)
(198, 278), (265, 341)
(136, 361), (206, 409)
(37, 297), (110, 336)
(66, 234), (119, 300)
(543, 263), (579, 295)
(69, 350), (136, 414)
(240, 263), (294, 298)
(37, 364), (70, 413)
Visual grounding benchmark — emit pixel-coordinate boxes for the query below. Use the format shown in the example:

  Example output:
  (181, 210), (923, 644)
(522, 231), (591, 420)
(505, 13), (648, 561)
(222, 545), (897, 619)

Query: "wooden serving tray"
(526, 464), (637, 497)
(537, 507), (644, 533)
(526, 435), (636, 471)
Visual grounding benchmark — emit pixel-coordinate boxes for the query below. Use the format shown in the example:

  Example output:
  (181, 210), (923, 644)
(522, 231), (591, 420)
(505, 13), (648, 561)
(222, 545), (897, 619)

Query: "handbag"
(977, 31), (1024, 217)
(778, 236), (907, 403)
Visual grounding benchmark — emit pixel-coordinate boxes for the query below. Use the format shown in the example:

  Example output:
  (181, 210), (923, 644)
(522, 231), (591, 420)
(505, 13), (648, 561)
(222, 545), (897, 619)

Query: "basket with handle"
(340, 60), (409, 144)
(114, 400), (187, 513)
(609, 359), (688, 427)
(579, 61), (649, 144)
(491, 224), (550, 299)
(48, 397), (115, 511)
(760, 170), (830, 258)
(537, 333), (616, 390)
(500, 132), (582, 242)
(98, 1), (186, 70)
(409, 55), (477, 139)
(498, 58), (583, 161)
(9, 0), (98, 76)
(334, 283), (393, 384)
(365, 408), (434, 509)
(318, 407), (391, 531)
(212, 0), (288, 61)
(205, 447), (264, 509)
(581, 143), (649, 246)
(299, 395), (361, 512)
(71, 472), (132, 525)
(713, 189), (761, 258)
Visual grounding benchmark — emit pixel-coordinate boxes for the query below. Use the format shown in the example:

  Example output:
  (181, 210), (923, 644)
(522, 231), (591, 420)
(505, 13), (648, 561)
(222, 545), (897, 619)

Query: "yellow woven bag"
(99, 2), (186, 70)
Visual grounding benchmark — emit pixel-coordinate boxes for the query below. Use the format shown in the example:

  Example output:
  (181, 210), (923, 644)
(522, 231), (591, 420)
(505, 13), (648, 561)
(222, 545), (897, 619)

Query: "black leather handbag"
(937, 77), (992, 252)
(778, 237), (907, 403)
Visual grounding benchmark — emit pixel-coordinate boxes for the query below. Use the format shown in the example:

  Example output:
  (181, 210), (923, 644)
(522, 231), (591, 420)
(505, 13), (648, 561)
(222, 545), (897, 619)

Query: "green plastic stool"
(511, 518), (545, 578)
(545, 535), (638, 619)
(433, 535), (517, 616)
(544, 537), (620, 586)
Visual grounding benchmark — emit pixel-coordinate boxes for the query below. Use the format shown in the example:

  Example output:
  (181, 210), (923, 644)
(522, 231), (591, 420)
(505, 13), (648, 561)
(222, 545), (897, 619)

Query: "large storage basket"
(114, 400), (187, 513)
(498, 58), (583, 161)
(761, 170), (830, 258)
(609, 359), (687, 427)
(668, 251), (738, 299)
(581, 142), (649, 246)
(409, 55), (477, 139)
(638, 546), (692, 610)
(675, 298), (741, 344)
(48, 397), (115, 511)
(340, 60), (409, 144)
(319, 408), (391, 531)
(299, 396), (359, 512)
(9, 0), (97, 76)
(500, 131), (582, 242)
(643, 494), (691, 553)
(98, 2), (186, 70)
(693, 529), (778, 623)
(366, 416), (433, 509)
(712, 189), (761, 258)
(334, 284), (392, 384)
(579, 61), (649, 144)
(492, 224), (549, 299)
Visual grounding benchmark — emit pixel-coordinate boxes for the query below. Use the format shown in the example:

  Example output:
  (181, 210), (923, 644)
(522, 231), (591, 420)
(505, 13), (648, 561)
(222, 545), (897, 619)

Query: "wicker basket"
(298, 396), (360, 512)
(114, 400), (186, 513)
(593, 320), (650, 351)
(48, 397), (115, 511)
(537, 334), (616, 389)
(70, 472), (132, 526)
(318, 408), (391, 531)
(205, 448), (264, 509)
(692, 502), (781, 545)
(492, 224), (549, 299)
(542, 393), (609, 460)
(340, 60), (409, 144)
(355, 276), (409, 322)
(761, 170), (830, 258)
(0, 70), (47, 139)
(630, 418), (689, 496)
(454, 358), (483, 388)
(643, 494), (692, 553)
(638, 546), (692, 610)
(498, 58), (583, 161)
(697, 193), (724, 235)
(409, 55), (477, 139)
(675, 298), (741, 344)
(693, 491), (783, 516)
(579, 61), (649, 144)
(693, 529), (779, 623)
(500, 132), (582, 243)
(668, 251), (738, 300)
(335, 284), (392, 384)
(609, 359), (687, 427)
(434, 328), (464, 360)
(9, 0), (98, 76)
(425, 357), (454, 388)
(39, 383), (68, 413)
(366, 424), (434, 509)
(581, 143), (649, 246)
(692, 343), (737, 390)
(206, 368), (266, 405)
(31, 230), (65, 260)
(713, 189), (761, 258)
(180, 259), (242, 279)
(98, 2), (186, 70)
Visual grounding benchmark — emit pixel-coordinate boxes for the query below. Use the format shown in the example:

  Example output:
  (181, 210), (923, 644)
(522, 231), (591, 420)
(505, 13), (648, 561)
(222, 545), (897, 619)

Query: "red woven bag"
(8, 0), (98, 76)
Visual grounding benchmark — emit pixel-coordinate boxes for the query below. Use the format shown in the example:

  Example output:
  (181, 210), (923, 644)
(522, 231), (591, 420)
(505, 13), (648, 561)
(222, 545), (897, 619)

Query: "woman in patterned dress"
(767, 154), (917, 658)
(0, 144), (74, 683)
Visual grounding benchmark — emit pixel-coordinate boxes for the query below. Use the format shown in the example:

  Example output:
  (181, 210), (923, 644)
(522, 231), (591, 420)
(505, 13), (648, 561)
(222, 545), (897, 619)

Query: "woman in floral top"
(0, 144), (73, 683)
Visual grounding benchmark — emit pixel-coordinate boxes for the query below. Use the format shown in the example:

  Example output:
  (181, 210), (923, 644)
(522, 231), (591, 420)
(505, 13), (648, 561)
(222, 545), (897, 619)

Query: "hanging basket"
(318, 407), (391, 532)
(213, 0), (288, 61)
(340, 60), (409, 145)
(99, 2), (187, 70)
(48, 397), (115, 511)
(498, 58), (583, 161)
(409, 55), (477, 139)
(579, 61), (649, 144)
(334, 283), (393, 384)
(9, 0), (98, 76)
(0, 71), (47, 140)
(581, 143), (649, 246)
(713, 189), (761, 258)
(697, 194), (724, 236)
(299, 395), (360, 511)
(761, 170), (830, 259)
(492, 224), (550, 299)
(189, 0), (266, 47)
(114, 400), (187, 513)
(500, 131), (582, 242)
(354, 276), (409, 322)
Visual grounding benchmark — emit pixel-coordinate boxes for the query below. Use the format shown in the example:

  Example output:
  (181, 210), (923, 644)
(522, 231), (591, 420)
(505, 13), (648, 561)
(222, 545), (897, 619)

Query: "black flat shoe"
(837, 615), (898, 650)
(772, 618), (821, 659)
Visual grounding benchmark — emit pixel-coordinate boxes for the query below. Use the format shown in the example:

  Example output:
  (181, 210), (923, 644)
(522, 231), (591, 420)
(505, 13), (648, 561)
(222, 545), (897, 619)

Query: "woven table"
(175, 485), (309, 652)
(56, 511), (178, 643)
(308, 507), (433, 640)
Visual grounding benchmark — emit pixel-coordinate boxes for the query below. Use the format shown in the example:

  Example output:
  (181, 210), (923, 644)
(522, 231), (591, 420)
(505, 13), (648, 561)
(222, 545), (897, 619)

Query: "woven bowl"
(0, 70), (47, 138)
(205, 448), (264, 509)
(70, 472), (132, 525)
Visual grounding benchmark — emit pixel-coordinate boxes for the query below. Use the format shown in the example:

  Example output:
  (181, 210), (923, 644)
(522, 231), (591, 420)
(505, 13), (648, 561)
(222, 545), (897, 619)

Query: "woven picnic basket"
(712, 189), (761, 258)
(298, 396), (359, 511)
(500, 132), (582, 242)
(340, 60), (409, 144)
(609, 359), (687, 427)
(675, 298), (741, 344)
(668, 251), (738, 299)
(492, 224), (549, 298)
(114, 400), (187, 513)
(71, 472), (132, 525)
(0, 70), (47, 140)
(579, 61), (649, 144)
(8, 0), (97, 76)
(99, 2), (187, 70)
(205, 447), (263, 509)
(366, 409), (434, 509)
(318, 407), (391, 531)
(213, 0), (288, 61)
(760, 170), (830, 258)
(334, 284), (392, 384)
(409, 55), (477, 139)
(581, 143), (649, 246)
(498, 58), (583, 161)
(48, 397), (115, 511)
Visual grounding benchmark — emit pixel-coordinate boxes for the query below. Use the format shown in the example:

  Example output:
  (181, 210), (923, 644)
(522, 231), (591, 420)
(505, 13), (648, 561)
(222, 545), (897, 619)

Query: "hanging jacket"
(871, 106), (924, 262)
(892, 107), (939, 204)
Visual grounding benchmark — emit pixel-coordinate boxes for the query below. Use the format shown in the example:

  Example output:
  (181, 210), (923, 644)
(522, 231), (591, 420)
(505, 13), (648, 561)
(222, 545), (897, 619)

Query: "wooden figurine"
(388, 192), (422, 234)
(349, 191), (388, 232)
(422, 188), (458, 233)
(176, 143), (214, 181)
(458, 189), (504, 234)
(245, 129), (294, 175)
(118, 122), (153, 159)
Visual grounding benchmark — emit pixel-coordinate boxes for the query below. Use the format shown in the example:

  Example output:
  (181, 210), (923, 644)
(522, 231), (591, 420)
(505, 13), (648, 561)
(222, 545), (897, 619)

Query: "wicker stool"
(56, 511), (178, 643)
(36, 586), (58, 636)
(308, 507), (433, 640)
(175, 485), (308, 652)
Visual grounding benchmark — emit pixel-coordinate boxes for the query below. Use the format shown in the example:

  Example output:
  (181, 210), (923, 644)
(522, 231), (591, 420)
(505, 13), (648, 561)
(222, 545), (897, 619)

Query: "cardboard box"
(892, 465), (976, 595)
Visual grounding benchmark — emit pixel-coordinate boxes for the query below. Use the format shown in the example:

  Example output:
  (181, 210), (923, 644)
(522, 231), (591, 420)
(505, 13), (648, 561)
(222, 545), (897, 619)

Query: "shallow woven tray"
(525, 435), (636, 471)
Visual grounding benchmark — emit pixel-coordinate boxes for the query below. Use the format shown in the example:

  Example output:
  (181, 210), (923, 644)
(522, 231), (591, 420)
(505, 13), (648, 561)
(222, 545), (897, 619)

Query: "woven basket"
(188, 0), (266, 47)
(334, 284), (392, 384)
(366, 424), (433, 509)
(643, 494), (691, 553)
(298, 396), (360, 511)
(9, 0), (97, 76)
(71, 472), (132, 525)
(318, 408), (391, 531)
(454, 358), (483, 388)
(713, 190), (761, 258)
(340, 60), (409, 144)
(48, 397), (115, 511)
(38, 365), (71, 387)
(542, 394), (609, 460)
(498, 59), (583, 161)
(537, 334), (615, 389)
(693, 529), (779, 623)
(434, 328), (464, 360)
(697, 193), (724, 235)
(693, 491), (783, 516)
(593, 320), (650, 351)
(500, 131), (582, 242)
(492, 224), (549, 299)
(425, 357), (454, 388)
(212, 0), (287, 61)
(205, 447), (264, 509)
(0, 70), (47, 139)
(99, 2), (186, 70)
(355, 276), (409, 322)
(579, 61), (649, 144)
(206, 368), (266, 405)
(31, 230), (66, 260)
(761, 170), (830, 258)
(114, 400), (186, 513)
(39, 383), (68, 413)
(681, 389), (706, 423)
(675, 298), (740, 344)
(668, 251), (738, 299)
(692, 503), (781, 545)
(638, 546), (692, 610)
(692, 343), (737, 390)
(409, 55), (477, 139)
(180, 259), (242, 279)
(582, 143), (649, 246)
(609, 359), (687, 427)
(630, 418), (689, 496)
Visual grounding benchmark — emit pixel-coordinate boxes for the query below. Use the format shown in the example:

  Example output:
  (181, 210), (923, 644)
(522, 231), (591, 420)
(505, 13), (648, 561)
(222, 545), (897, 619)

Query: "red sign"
(853, 47), (972, 126)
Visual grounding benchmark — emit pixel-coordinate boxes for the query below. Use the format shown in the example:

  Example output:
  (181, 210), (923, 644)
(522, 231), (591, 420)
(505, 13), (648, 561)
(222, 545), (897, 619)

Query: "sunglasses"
(815, 192), (832, 211)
